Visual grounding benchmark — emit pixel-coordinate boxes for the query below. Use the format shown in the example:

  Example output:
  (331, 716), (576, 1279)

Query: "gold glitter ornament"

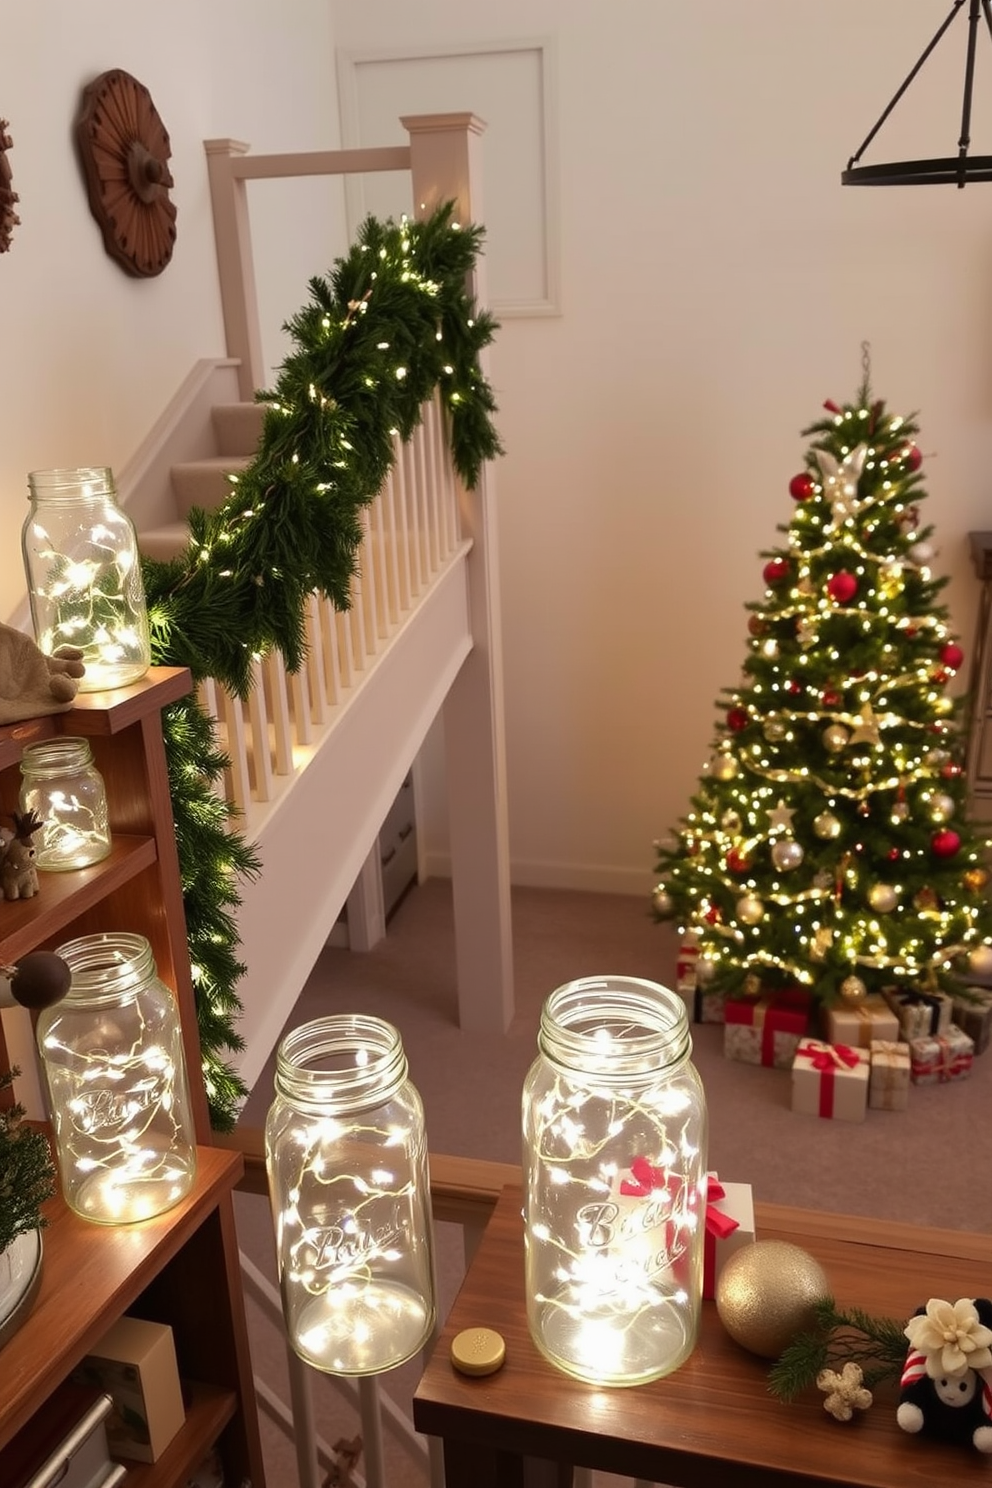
(736, 894), (764, 925)
(840, 974), (867, 1005)
(813, 811), (841, 840)
(964, 866), (990, 892)
(710, 754), (738, 782)
(716, 1240), (830, 1359)
(867, 883), (898, 914)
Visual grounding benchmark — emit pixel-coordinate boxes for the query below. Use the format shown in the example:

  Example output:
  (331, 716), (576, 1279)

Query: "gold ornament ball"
(710, 754), (738, 782)
(968, 943), (992, 978)
(736, 894), (764, 926)
(964, 867), (990, 893)
(867, 883), (898, 914)
(741, 972), (762, 998)
(823, 724), (849, 755)
(764, 718), (788, 743)
(813, 811), (841, 841)
(696, 956), (717, 985)
(715, 1241), (830, 1359)
(840, 974), (867, 1005)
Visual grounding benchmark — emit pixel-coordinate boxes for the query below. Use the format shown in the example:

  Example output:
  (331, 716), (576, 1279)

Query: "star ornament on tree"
(766, 799), (796, 833)
(814, 444), (869, 527)
(848, 704), (881, 747)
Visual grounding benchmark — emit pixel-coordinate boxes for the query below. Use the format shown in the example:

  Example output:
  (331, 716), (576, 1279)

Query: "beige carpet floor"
(232, 879), (992, 1488)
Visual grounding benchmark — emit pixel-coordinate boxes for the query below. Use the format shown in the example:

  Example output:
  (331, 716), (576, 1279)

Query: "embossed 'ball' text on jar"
(522, 975), (708, 1386)
(265, 1014), (436, 1377)
(22, 466), (151, 691)
(36, 932), (197, 1224)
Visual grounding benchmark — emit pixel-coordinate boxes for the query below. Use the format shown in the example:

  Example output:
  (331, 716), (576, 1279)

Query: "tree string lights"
(653, 368), (992, 1006)
(141, 205), (502, 1128)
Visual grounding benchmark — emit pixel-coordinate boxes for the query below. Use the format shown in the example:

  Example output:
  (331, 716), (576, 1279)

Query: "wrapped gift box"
(791, 1039), (870, 1122)
(675, 934), (699, 993)
(694, 988), (726, 1024)
(950, 988), (992, 1056)
(702, 1173), (754, 1299)
(724, 990), (810, 1068)
(881, 986), (952, 1041)
(868, 1039), (911, 1111)
(822, 993), (899, 1049)
(909, 1024), (974, 1086)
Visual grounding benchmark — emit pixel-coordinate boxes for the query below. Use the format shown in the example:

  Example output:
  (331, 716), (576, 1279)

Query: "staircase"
(138, 397), (266, 562)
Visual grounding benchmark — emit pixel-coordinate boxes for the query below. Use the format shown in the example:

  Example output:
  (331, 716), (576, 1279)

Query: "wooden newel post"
(203, 138), (265, 401)
(403, 113), (515, 1034)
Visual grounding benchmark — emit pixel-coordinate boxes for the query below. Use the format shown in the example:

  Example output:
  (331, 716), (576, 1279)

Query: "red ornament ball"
(763, 558), (790, 586)
(726, 849), (752, 875)
(903, 444), (923, 471)
(827, 570), (858, 604)
(705, 903), (722, 925)
(789, 472), (815, 502)
(941, 762), (963, 779)
(822, 688), (842, 708)
(940, 643), (965, 671)
(748, 615), (767, 637)
(788, 680), (803, 695)
(888, 848), (900, 861)
(931, 668), (949, 686)
(931, 829), (961, 859)
(727, 706), (750, 733)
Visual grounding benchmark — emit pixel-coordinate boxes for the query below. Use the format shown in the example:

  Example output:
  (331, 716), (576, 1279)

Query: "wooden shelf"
(122, 1381), (237, 1488)
(0, 836), (156, 963)
(0, 1145), (243, 1452)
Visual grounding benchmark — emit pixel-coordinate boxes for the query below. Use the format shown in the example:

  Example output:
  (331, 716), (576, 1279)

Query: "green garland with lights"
(142, 204), (502, 1129)
(0, 1066), (56, 1250)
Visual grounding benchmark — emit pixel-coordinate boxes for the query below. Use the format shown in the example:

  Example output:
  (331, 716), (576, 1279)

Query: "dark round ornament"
(941, 762), (963, 780)
(787, 680), (803, 695)
(940, 643), (965, 671)
(931, 829), (961, 859)
(789, 472), (815, 502)
(747, 615), (767, 638)
(763, 558), (790, 586)
(822, 688), (842, 709)
(826, 570), (858, 604)
(726, 848), (752, 875)
(8, 951), (71, 1008)
(652, 884), (676, 919)
(727, 706), (749, 733)
(903, 444), (923, 471)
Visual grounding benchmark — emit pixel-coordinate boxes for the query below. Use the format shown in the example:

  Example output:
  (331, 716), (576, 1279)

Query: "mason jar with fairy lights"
(21, 466), (150, 692)
(522, 975), (708, 1386)
(265, 1014), (436, 1377)
(19, 737), (111, 871)
(36, 933), (197, 1224)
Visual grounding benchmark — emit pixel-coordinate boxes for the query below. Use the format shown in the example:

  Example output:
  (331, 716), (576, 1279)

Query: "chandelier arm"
(957, 0), (983, 174)
(846, 0), (965, 169)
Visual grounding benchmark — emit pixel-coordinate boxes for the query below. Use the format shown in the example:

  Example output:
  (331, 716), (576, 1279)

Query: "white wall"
(333, 0), (992, 896)
(0, 0), (342, 610)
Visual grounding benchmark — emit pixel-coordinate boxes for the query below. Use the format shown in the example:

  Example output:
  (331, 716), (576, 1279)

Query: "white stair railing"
(198, 396), (463, 829)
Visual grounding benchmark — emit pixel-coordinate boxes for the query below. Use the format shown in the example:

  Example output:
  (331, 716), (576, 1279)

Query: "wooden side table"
(413, 1186), (992, 1488)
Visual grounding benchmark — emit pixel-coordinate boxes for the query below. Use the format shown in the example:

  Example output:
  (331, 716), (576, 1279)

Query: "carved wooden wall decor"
(75, 69), (176, 277)
(0, 118), (20, 253)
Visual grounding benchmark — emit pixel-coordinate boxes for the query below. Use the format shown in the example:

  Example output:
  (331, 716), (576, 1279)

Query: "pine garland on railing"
(142, 204), (502, 1129)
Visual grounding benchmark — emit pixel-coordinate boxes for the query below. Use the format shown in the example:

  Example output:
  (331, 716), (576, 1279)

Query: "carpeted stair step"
(170, 454), (251, 519)
(139, 523), (192, 562)
(212, 401), (266, 457)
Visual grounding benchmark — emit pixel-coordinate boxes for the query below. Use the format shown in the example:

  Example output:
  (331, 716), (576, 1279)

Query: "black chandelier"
(843, 0), (992, 186)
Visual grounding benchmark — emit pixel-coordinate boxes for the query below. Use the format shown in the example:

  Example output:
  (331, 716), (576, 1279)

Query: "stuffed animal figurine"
(897, 1297), (992, 1452)
(0, 621), (85, 725)
(0, 810), (43, 901)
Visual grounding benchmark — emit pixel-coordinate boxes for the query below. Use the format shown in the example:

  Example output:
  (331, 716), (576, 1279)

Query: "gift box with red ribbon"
(701, 1172), (754, 1299)
(723, 989), (810, 1068)
(822, 993), (899, 1049)
(791, 1038), (870, 1122)
(908, 1024), (974, 1085)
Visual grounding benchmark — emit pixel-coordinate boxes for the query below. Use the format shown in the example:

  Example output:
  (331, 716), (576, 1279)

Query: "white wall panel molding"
(337, 38), (560, 317)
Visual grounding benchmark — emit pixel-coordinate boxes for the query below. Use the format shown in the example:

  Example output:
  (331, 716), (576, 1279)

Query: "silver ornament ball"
(652, 885), (675, 919)
(928, 792), (955, 824)
(823, 725), (849, 755)
(867, 883), (898, 914)
(736, 894), (765, 926)
(771, 838), (804, 872)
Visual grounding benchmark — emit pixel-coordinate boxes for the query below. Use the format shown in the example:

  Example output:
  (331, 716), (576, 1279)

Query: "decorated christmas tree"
(653, 370), (992, 1011)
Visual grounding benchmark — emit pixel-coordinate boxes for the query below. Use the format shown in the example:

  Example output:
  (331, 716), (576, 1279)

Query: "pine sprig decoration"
(0, 1068), (56, 1251)
(139, 204), (501, 1129)
(768, 1297), (908, 1402)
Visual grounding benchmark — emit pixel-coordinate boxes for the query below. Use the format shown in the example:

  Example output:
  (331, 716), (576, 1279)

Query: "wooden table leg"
(441, 1440), (573, 1488)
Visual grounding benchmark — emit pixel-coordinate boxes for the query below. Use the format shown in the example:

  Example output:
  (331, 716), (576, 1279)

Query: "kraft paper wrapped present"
(822, 993), (899, 1049)
(791, 1039), (870, 1122)
(723, 990), (810, 1068)
(909, 1024), (974, 1085)
(868, 1039), (911, 1111)
(694, 988), (726, 1024)
(881, 985), (952, 1041)
(702, 1172), (754, 1299)
(951, 987), (992, 1056)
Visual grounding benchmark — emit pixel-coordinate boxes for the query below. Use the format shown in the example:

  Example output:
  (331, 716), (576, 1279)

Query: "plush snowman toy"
(897, 1298), (992, 1453)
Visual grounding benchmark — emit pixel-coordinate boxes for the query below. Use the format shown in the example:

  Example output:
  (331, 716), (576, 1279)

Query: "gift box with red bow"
(791, 1038), (870, 1122)
(908, 1024), (974, 1085)
(822, 993), (899, 1049)
(701, 1172), (754, 1299)
(723, 989), (810, 1068)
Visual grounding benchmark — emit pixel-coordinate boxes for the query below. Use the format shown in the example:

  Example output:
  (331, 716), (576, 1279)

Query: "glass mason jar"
(22, 466), (151, 691)
(19, 737), (111, 871)
(36, 933), (197, 1224)
(522, 975), (708, 1386)
(265, 1015), (436, 1377)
